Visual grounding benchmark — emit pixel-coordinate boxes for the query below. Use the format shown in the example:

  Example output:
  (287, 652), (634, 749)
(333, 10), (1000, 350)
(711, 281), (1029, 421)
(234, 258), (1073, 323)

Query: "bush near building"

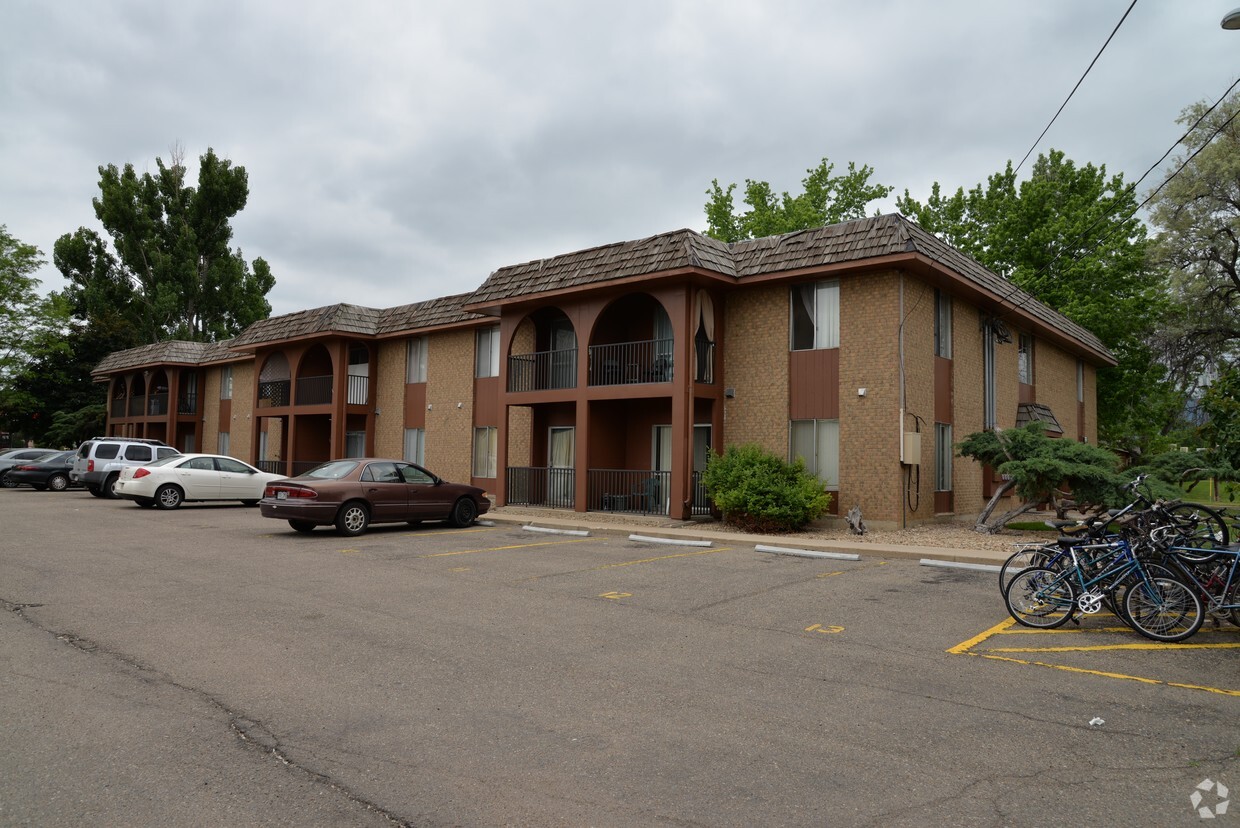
(702, 443), (831, 533)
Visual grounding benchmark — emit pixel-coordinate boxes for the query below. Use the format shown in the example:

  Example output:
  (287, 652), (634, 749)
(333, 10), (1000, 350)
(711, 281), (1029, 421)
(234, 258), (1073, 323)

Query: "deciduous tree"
(704, 157), (892, 242)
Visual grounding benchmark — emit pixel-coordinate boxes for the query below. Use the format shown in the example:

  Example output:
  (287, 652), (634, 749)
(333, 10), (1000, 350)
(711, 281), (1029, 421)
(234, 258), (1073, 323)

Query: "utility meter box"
(902, 431), (921, 465)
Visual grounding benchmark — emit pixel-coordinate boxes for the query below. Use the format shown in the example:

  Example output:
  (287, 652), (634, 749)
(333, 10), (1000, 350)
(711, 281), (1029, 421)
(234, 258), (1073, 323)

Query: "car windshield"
(304, 460), (359, 480)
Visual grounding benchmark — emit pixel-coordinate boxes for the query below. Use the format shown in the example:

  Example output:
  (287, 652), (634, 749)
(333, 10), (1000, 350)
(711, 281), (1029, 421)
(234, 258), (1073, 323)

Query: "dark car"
(5, 450), (79, 491)
(258, 458), (490, 536)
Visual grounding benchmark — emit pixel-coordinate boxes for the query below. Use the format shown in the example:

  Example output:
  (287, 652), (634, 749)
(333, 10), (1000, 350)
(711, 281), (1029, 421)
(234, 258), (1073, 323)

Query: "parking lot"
(2, 488), (1237, 826)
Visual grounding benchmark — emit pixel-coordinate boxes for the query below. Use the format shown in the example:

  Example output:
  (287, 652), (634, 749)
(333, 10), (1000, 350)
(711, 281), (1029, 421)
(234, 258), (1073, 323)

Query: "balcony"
(504, 467), (713, 516)
(178, 393), (198, 415)
(148, 393), (168, 416)
(128, 395), (146, 416)
(507, 349), (577, 392)
(296, 375), (332, 406)
(258, 380), (291, 407)
(347, 374), (369, 405)
(111, 399), (126, 418)
(587, 339), (672, 386)
(257, 460), (326, 476)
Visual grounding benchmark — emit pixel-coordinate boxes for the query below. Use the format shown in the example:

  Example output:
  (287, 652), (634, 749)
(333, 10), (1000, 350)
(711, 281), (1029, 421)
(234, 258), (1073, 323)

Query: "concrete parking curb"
(756, 544), (861, 561)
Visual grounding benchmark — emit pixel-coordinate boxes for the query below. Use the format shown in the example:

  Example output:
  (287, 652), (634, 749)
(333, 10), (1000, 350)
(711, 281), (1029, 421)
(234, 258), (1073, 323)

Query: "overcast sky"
(3, 1), (1237, 317)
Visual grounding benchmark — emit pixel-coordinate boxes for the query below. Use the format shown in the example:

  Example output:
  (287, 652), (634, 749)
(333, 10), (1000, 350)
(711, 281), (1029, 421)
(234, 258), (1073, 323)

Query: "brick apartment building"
(91, 214), (1113, 527)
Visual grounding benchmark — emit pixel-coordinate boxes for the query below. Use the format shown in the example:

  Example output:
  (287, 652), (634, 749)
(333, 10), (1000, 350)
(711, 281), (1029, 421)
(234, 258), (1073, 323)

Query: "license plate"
(277, 491), (288, 500)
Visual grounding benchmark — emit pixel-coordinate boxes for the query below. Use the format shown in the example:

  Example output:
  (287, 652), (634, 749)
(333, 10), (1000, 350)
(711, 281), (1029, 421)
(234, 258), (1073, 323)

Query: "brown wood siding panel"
(1019, 382), (1035, 404)
(218, 399), (232, 432)
(934, 356), (952, 423)
(935, 490), (954, 514)
(474, 376), (499, 425)
(789, 348), (839, 420)
(404, 384), (426, 428)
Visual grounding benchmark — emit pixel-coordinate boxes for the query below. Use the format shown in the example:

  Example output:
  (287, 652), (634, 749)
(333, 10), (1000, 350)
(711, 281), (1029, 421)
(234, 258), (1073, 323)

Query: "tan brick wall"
(374, 340), (407, 458)
(1084, 363), (1097, 444)
(228, 362), (255, 462)
(424, 328), (477, 483)
(897, 276), (935, 523)
(951, 301), (985, 514)
(722, 286), (789, 455)
(839, 272), (902, 524)
(1034, 339), (1078, 440)
(203, 366), (222, 452)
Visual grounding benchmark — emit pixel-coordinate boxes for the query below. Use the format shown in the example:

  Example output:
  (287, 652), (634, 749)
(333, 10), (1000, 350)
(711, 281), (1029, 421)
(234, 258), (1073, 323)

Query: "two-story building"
(91, 214), (1113, 527)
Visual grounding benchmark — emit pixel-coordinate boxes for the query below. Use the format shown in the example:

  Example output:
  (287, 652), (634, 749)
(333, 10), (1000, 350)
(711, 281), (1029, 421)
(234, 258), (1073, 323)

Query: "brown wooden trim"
(789, 348), (839, 419)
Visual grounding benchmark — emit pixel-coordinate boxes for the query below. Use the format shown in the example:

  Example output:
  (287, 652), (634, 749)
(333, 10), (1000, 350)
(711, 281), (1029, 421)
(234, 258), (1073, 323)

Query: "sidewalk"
(483, 507), (1013, 568)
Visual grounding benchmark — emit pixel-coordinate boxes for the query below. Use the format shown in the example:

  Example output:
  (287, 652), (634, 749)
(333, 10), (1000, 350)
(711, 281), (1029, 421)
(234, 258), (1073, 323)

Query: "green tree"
(897, 151), (1172, 452)
(1198, 363), (1240, 471)
(0, 225), (63, 383)
(70, 146), (274, 343)
(956, 423), (1123, 532)
(1147, 89), (1240, 387)
(704, 156), (892, 242)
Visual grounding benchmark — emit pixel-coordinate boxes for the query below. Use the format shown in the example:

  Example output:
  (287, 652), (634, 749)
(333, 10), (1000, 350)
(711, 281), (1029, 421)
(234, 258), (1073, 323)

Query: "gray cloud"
(2, 0), (1235, 317)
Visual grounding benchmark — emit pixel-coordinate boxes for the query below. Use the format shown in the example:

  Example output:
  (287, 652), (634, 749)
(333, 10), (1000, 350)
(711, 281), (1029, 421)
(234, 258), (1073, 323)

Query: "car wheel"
(47, 473), (69, 492)
(0, 472), (17, 489)
(449, 497), (478, 528)
(241, 499), (259, 507)
(87, 485), (106, 498)
(155, 484), (183, 510)
(335, 501), (370, 536)
(289, 520), (316, 534)
(103, 474), (120, 499)
(135, 498), (155, 508)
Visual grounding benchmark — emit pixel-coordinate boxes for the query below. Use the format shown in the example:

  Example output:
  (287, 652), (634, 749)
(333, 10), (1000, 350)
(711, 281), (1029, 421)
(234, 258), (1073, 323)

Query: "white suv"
(71, 438), (180, 498)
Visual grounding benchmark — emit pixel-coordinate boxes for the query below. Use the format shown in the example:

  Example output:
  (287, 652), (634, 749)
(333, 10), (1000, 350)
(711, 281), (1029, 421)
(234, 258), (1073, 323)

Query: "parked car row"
(3, 438), (490, 537)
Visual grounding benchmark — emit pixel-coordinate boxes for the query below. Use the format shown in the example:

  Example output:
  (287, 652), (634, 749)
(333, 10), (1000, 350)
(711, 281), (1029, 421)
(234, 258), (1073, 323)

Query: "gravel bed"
(487, 506), (1056, 553)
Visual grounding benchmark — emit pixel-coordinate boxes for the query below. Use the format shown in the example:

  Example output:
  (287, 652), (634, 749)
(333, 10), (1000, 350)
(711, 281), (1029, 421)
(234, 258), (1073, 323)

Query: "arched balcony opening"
(296, 345), (334, 406)
(588, 294), (673, 386)
(258, 352), (291, 407)
(111, 379), (128, 419)
(128, 374), (148, 417)
(147, 369), (170, 416)
(507, 308), (577, 392)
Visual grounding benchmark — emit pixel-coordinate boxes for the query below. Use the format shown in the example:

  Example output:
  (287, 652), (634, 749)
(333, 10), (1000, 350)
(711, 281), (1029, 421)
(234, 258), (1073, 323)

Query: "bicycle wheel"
(1005, 567), (1076, 629)
(998, 545), (1056, 596)
(1124, 575), (1204, 643)
(1163, 503), (1229, 563)
(1110, 563), (1178, 630)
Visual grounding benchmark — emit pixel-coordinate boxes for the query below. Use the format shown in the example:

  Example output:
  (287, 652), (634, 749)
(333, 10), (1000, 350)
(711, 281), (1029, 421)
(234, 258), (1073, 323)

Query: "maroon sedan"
(259, 458), (490, 536)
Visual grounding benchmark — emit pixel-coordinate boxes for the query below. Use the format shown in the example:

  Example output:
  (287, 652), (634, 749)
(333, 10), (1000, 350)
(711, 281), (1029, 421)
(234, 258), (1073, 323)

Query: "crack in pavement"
(2, 597), (417, 828)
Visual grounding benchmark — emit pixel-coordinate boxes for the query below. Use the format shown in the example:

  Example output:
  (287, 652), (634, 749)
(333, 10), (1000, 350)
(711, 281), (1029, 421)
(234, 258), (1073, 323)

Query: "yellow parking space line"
(997, 625), (1131, 635)
(590, 547), (732, 570)
(947, 617), (1015, 654)
(416, 538), (594, 558)
(972, 652), (1240, 698)
(417, 526), (498, 536)
(986, 641), (1240, 653)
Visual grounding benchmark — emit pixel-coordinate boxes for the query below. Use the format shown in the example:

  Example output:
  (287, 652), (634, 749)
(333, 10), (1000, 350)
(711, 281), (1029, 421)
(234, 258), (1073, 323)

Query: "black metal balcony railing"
(507, 349), (578, 393)
(258, 379), (291, 407)
(694, 342), (716, 384)
(347, 374), (369, 405)
(587, 339), (673, 386)
(296, 375), (332, 406)
(178, 393), (198, 415)
(506, 466), (576, 508)
(257, 460), (327, 477)
(587, 469), (670, 515)
(111, 399), (126, 418)
(147, 393), (168, 416)
(690, 470), (713, 516)
(128, 395), (146, 416)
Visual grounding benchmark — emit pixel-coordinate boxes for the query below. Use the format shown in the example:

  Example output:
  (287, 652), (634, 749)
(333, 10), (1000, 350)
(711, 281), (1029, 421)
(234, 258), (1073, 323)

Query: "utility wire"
(1014, 0), (1139, 175)
(992, 76), (1240, 327)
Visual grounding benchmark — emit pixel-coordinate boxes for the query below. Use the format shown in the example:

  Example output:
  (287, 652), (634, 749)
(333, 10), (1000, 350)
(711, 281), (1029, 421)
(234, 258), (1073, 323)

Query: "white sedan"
(114, 454), (287, 509)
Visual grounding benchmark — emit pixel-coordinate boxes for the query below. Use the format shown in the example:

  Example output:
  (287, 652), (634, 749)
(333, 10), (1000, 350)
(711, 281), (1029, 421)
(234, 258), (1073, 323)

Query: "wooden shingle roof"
(91, 339), (241, 378)
(377, 292), (487, 336)
(227, 304), (383, 348)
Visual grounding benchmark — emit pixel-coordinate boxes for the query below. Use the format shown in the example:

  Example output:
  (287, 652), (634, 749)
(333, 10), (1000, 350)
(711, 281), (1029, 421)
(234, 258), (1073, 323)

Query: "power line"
(1014, 0), (1139, 175)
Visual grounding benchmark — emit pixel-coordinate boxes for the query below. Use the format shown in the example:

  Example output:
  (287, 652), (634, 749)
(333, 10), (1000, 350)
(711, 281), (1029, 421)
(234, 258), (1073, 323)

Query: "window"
(935, 423), (953, 491)
(1018, 333), (1034, 385)
(403, 428), (425, 465)
(475, 326), (500, 378)
(220, 366), (233, 400)
(345, 431), (366, 458)
(406, 337), (427, 384)
(790, 419), (839, 488)
(790, 280), (840, 351)
(472, 426), (497, 478)
(123, 445), (152, 461)
(218, 432), (230, 455)
(983, 328), (997, 429)
(399, 463), (435, 485)
(217, 457), (251, 474)
(1076, 360), (1084, 403)
(934, 290), (952, 358)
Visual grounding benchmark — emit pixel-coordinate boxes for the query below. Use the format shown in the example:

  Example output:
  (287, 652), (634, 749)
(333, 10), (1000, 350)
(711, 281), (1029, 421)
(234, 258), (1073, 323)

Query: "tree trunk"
(973, 479), (1016, 532)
